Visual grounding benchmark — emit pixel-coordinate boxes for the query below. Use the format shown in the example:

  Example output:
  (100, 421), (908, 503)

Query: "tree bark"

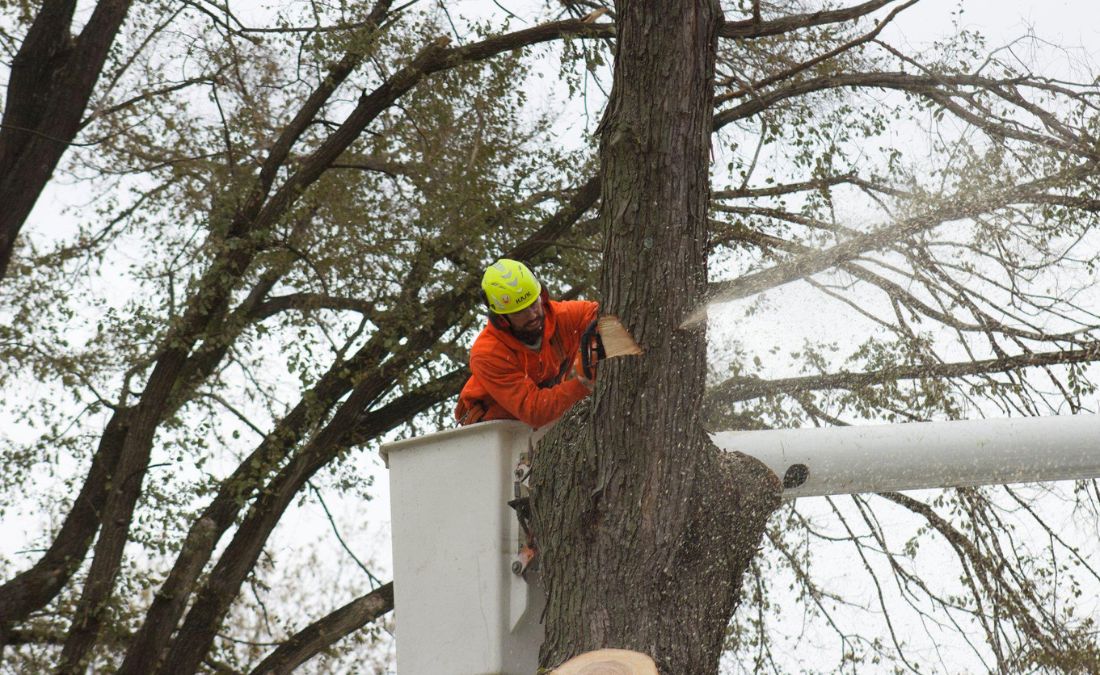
(532, 1), (781, 672)
(0, 0), (133, 282)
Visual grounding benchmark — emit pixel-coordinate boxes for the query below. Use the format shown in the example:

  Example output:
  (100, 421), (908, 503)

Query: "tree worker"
(455, 258), (599, 428)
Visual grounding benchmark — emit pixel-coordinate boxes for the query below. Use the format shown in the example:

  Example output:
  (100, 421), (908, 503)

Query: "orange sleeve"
(558, 300), (599, 333)
(551, 300), (599, 352)
(469, 347), (591, 428)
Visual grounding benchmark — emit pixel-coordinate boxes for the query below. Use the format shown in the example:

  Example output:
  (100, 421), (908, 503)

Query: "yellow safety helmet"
(482, 259), (541, 314)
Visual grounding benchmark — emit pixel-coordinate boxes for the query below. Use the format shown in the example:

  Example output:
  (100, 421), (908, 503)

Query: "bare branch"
(688, 164), (1098, 324)
(709, 343), (1100, 404)
(248, 583), (393, 675)
(720, 0), (898, 39)
(250, 293), (376, 321)
(712, 173), (892, 200)
(717, 0), (919, 105)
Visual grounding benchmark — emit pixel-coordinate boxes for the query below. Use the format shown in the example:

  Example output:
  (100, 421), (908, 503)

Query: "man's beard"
(512, 321), (543, 345)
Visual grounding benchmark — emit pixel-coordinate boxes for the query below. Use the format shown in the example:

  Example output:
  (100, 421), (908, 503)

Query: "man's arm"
(471, 350), (591, 428)
(557, 300), (600, 337)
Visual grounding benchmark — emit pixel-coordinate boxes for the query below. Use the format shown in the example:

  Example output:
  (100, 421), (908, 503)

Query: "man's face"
(504, 299), (545, 343)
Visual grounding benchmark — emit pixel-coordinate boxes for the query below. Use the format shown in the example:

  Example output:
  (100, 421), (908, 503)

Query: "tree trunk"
(531, 2), (781, 672)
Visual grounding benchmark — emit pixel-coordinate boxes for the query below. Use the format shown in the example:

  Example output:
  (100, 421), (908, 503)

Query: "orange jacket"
(455, 299), (599, 428)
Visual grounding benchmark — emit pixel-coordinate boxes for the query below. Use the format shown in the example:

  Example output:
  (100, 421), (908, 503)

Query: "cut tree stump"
(551, 649), (659, 674)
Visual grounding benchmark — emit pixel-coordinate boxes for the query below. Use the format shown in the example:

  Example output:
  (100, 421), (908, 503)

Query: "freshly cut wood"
(597, 316), (643, 358)
(551, 648), (659, 674)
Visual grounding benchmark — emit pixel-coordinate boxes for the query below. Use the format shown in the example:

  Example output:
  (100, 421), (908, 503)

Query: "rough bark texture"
(531, 2), (781, 672)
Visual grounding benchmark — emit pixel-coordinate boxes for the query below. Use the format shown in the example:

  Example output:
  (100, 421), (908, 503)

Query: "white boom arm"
(711, 414), (1100, 499)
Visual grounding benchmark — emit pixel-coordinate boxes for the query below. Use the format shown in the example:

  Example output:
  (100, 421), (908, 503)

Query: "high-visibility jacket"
(455, 299), (599, 428)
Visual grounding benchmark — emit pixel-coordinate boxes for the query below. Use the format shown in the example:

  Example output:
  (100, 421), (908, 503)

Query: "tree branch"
(253, 0), (394, 201)
(250, 293), (376, 321)
(708, 344), (1100, 404)
(717, 0), (918, 105)
(248, 583), (393, 675)
(0, 410), (129, 643)
(720, 0), (897, 39)
(0, 0), (134, 283)
(712, 173), (896, 200)
(686, 164), (1097, 325)
(714, 71), (1098, 160)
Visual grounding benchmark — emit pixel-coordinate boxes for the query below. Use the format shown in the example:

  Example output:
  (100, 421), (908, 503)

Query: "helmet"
(482, 259), (541, 314)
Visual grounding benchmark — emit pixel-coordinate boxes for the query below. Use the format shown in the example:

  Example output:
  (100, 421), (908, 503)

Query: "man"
(455, 259), (599, 428)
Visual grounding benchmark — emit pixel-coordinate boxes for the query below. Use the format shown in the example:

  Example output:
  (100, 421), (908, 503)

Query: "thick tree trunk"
(531, 2), (781, 672)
